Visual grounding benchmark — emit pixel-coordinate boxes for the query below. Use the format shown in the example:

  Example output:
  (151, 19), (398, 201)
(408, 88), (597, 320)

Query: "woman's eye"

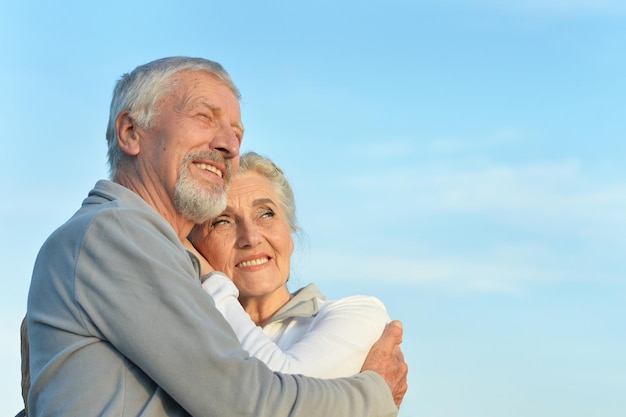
(211, 218), (230, 227)
(260, 209), (275, 219)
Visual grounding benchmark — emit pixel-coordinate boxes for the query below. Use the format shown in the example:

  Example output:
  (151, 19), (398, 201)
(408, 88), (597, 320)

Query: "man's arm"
(38, 207), (403, 416)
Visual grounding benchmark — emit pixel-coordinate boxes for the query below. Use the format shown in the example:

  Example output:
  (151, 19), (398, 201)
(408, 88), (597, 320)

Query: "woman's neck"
(240, 288), (291, 327)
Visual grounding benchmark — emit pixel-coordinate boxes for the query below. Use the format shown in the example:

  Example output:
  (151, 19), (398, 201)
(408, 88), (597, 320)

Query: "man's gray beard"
(174, 155), (230, 224)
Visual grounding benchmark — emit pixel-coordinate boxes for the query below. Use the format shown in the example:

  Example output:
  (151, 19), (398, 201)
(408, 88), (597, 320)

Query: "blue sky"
(1, 1), (625, 416)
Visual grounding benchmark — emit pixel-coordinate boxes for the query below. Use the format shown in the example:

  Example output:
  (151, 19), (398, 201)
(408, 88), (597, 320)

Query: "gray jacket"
(27, 180), (397, 417)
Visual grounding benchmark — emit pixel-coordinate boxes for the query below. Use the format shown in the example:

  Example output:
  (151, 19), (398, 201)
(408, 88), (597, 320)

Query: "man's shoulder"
(41, 180), (177, 258)
(69, 180), (166, 231)
(82, 180), (154, 214)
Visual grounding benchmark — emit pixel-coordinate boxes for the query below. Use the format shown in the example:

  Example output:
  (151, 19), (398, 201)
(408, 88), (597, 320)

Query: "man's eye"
(197, 113), (213, 122)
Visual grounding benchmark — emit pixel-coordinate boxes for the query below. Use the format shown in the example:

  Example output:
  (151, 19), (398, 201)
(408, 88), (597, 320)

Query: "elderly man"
(26, 56), (407, 416)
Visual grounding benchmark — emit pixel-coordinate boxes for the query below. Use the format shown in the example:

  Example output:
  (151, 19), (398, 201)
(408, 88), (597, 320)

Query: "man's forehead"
(164, 70), (244, 133)
(170, 75), (239, 108)
(174, 70), (235, 94)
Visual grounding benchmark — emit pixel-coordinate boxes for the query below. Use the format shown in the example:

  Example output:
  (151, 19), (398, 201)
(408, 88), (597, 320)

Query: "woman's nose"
(236, 222), (262, 249)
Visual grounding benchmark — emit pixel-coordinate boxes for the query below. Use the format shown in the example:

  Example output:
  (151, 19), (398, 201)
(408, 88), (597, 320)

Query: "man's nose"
(211, 123), (241, 160)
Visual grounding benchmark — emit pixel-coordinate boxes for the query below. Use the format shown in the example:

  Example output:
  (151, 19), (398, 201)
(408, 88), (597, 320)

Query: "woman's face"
(191, 172), (294, 302)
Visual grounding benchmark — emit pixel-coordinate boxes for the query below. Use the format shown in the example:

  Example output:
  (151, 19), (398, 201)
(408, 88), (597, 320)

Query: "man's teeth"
(195, 163), (223, 178)
(237, 257), (269, 268)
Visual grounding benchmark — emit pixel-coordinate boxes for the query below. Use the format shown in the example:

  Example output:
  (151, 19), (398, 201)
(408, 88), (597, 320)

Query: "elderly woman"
(187, 152), (390, 378)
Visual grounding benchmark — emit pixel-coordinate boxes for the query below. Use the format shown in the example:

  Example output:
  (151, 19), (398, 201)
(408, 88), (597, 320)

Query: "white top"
(203, 272), (390, 378)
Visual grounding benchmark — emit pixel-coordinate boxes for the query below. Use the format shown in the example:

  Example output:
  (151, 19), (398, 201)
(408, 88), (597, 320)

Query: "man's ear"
(116, 111), (141, 156)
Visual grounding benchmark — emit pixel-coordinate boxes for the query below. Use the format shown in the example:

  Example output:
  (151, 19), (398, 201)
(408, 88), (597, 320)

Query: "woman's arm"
(202, 272), (390, 378)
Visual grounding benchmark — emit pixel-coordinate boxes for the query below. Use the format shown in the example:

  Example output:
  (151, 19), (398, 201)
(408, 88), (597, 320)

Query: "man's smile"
(194, 162), (223, 178)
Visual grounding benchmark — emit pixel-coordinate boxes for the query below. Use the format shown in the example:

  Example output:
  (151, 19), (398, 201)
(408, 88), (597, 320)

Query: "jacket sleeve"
(203, 272), (391, 378)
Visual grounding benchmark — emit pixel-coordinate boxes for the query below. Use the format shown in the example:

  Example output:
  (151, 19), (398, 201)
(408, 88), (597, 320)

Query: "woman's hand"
(184, 239), (215, 276)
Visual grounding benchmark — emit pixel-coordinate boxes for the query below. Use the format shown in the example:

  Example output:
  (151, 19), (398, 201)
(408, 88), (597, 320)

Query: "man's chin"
(185, 200), (226, 224)
(175, 194), (226, 225)
(174, 172), (228, 223)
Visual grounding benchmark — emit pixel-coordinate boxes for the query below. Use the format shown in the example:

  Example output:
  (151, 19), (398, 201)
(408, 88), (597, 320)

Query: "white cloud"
(302, 242), (577, 294)
(427, 129), (525, 154)
(305, 154), (626, 292)
(351, 139), (419, 161)
(344, 158), (626, 243)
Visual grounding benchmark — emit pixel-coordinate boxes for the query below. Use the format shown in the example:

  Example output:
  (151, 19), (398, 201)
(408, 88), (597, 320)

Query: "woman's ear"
(116, 111), (141, 156)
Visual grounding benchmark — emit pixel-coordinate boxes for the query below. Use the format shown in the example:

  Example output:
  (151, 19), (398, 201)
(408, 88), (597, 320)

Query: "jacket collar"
(266, 283), (326, 324)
